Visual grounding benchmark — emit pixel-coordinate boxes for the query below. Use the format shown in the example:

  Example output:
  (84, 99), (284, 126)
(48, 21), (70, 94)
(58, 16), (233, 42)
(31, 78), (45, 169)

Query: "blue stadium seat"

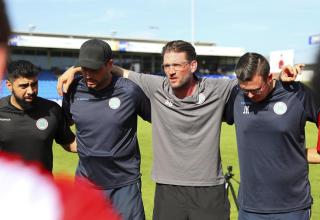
(195, 72), (236, 79)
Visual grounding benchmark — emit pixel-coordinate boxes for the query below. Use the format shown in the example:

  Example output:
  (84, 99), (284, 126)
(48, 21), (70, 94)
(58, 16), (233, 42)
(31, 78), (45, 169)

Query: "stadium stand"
(196, 72), (236, 79)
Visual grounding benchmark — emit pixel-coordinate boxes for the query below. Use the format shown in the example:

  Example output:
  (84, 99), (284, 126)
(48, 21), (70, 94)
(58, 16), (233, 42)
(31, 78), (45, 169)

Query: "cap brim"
(78, 59), (104, 70)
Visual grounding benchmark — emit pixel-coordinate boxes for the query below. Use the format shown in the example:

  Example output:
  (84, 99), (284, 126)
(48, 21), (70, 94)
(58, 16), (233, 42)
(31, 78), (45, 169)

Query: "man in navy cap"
(62, 39), (151, 220)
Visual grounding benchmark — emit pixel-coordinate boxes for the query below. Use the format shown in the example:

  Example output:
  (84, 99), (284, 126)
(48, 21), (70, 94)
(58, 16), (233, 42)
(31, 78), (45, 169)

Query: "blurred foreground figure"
(0, 153), (120, 220)
(312, 52), (320, 155)
(304, 50), (320, 162)
(0, 1), (119, 219)
(0, 0), (10, 77)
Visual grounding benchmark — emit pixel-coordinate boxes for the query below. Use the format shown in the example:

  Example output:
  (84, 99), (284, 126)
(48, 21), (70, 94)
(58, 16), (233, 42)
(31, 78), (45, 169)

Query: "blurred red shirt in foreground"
(0, 153), (120, 220)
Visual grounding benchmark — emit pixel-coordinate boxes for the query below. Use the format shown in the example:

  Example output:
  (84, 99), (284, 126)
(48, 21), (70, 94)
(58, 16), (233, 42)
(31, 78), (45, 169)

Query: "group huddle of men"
(1, 1), (320, 220)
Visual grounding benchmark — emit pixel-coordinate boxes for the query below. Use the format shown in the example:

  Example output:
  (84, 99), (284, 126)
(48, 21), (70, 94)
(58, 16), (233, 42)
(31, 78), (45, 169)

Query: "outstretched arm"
(111, 65), (130, 78)
(57, 65), (132, 95)
(56, 66), (82, 96)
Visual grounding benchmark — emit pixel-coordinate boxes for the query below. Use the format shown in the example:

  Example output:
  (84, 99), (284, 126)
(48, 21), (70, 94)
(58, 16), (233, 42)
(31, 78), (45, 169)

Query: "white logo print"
(0, 118), (11, 121)
(243, 105), (250, 114)
(273, 102), (287, 115)
(109, 97), (121, 109)
(164, 99), (173, 107)
(36, 118), (48, 130)
(197, 93), (206, 104)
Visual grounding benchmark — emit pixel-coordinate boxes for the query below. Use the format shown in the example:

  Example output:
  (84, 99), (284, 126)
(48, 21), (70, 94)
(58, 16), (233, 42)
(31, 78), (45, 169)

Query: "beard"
(12, 91), (37, 110)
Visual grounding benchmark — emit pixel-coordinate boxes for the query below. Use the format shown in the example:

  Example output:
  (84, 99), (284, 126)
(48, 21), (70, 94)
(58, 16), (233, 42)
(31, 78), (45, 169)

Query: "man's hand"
(62, 138), (77, 153)
(279, 64), (304, 82)
(307, 147), (320, 164)
(57, 66), (81, 96)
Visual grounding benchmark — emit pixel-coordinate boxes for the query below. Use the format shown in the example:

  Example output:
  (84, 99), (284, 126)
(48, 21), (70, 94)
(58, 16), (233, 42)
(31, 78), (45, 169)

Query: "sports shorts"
(102, 181), (145, 220)
(153, 183), (230, 220)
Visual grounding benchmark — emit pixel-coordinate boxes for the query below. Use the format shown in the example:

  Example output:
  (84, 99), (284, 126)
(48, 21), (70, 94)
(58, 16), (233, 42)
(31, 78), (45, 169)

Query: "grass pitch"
(53, 120), (319, 220)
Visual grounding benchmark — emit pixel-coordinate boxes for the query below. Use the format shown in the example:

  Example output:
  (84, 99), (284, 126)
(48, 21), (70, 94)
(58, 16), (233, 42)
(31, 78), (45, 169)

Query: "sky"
(3, 0), (320, 64)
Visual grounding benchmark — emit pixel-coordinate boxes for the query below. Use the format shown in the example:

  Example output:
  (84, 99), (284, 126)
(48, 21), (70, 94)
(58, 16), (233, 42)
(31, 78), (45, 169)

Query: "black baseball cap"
(78, 39), (113, 70)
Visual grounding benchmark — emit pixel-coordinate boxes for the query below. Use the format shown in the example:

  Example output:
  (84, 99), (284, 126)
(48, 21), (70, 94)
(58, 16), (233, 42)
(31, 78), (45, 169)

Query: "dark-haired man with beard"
(0, 60), (76, 173)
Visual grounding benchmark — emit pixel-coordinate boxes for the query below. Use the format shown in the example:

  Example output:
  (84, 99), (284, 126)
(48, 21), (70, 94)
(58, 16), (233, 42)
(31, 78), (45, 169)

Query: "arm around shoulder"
(275, 64), (304, 82)
(57, 66), (82, 96)
(111, 65), (130, 78)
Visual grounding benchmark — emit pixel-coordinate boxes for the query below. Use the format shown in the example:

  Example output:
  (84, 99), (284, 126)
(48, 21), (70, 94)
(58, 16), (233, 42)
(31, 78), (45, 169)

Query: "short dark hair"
(235, 52), (270, 81)
(0, 0), (11, 44)
(161, 40), (196, 61)
(7, 60), (39, 81)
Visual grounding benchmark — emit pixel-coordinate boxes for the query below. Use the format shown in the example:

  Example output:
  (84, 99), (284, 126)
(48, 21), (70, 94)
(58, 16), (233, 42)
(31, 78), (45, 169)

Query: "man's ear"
(6, 79), (12, 92)
(190, 60), (198, 73)
(267, 73), (273, 82)
(106, 59), (113, 68)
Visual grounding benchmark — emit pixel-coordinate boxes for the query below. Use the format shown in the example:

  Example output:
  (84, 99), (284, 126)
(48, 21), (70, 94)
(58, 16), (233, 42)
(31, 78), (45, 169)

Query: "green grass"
(53, 120), (319, 220)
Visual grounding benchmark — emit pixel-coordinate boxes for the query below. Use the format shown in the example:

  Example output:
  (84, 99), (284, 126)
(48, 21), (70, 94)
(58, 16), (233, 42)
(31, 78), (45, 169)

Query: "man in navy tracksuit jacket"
(62, 39), (151, 220)
(224, 52), (320, 220)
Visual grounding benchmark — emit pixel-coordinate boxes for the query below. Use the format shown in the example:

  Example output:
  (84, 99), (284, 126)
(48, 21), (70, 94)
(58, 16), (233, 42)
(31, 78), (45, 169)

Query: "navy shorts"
(102, 181), (145, 220)
(153, 183), (230, 220)
(238, 208), (311, 220)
